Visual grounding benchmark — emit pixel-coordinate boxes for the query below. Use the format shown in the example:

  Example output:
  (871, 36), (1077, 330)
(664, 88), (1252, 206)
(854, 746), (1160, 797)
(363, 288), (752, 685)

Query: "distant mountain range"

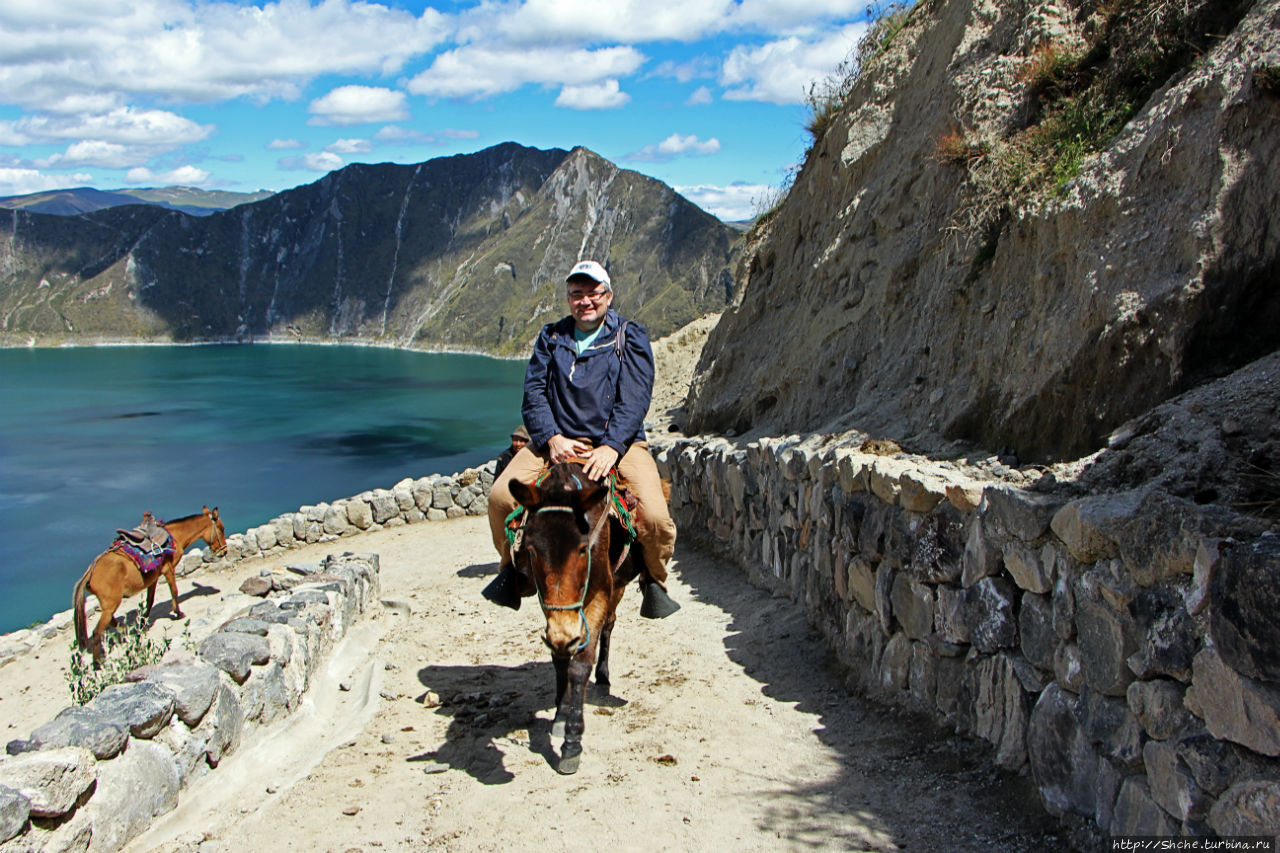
(0, 186), (275, 217)
(0, 143), (739, 354)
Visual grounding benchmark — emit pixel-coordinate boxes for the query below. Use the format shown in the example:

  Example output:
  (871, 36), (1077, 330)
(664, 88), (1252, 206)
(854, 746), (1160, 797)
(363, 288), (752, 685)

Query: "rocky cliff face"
(0, 143), (737, 355)
(686, 0), (1279, 463)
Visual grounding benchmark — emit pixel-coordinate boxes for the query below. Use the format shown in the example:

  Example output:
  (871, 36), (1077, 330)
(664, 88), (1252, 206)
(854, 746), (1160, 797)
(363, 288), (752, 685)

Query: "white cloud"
(675, 181), (774, 221)
(720, 23), (867, 104)
(279, 151), (344, 172)
(555, 79), (629, 110)
(406, 45), (645, 99)
(728, 0), (867, 29)
(267, 138), (305, 150)
(627, 133), (721, 162)
(0, 0), (451, 107)
(326, 138), (372, 154)
(0, 167), (94, 196)
(686, 85), (713, 105)
(308, 86), (409, 126)
(14, 107), (212, 147)
(492, 0), (733, 43)
(36, 140), (138, 169)
(123, 164), (212, 186)
(374, 125), (480, 146)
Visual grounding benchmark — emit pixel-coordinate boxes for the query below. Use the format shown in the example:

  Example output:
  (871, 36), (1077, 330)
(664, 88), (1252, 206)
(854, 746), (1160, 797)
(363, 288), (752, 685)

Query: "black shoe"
(482, 565), (523, 610)
(639, 583), (680, 619)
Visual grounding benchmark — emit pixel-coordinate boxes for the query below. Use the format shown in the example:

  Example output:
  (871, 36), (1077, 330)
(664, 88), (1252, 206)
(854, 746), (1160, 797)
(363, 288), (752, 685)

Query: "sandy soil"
(2, 515), (1065, 853)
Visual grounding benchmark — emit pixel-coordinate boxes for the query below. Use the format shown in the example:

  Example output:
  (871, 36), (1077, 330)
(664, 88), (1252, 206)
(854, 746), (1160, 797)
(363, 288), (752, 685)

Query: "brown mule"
(508, 463), (644, 774)
(72, 506), (227, 667)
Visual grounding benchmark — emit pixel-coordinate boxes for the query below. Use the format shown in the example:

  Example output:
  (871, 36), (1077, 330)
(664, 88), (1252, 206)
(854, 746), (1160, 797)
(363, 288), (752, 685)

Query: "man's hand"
(580, 445), (620, 481)
(547, 434), (590, 464)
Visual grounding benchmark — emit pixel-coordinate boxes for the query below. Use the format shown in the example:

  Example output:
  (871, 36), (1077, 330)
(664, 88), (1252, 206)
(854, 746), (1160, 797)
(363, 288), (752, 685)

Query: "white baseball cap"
(565, 260), (611, 290)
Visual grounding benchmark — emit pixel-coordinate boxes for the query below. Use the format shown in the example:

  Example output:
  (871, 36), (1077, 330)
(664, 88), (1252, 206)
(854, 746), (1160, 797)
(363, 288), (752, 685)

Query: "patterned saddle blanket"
(111, 514), (175, 572)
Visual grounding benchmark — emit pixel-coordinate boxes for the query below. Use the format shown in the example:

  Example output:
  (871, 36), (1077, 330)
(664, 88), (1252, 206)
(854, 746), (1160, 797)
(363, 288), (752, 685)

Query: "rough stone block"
(1028, 683), (1099, 817)
(83, 738), (180, 853)
(0, 784), (29, 844)
(890, 574), (934, 640)
(1054, 642), (1084, 693)
(878, 633), (912, 695)
(1109, 776), (1179, 837)
(201, 683), (243, 766)
(1143, 739), (1210, 822)
(934, 584), (970, 645)
(909, 641), (936, 706)
(911, 504), (965, 584)
(29, 706), (128, 760)
(983, 487), (1061, 542)
(144, 663), (221, 728)
(1018, 592), (1056, 672)
(1074, 593), (1136, 696)
(199, 632), (270, 684)
(873, 562), (894, 635)
(1126, 679), (1192, 741)
(1050, 492), (1140, 563)
(847, 557), (876, 614)
(1209, 779), (1280, 838)
(1209, 533), (1280, 684)
(1127, 585), (1197, 682)
(1184, 645), (1280, 756)
(963, 577), (1019, 654)
(0, 747), (96, 818)
(1079, 686), (1144, 770)
(87, 682), (176, 739)
(1002, 541), (1052, 593)
(961, 519), (1003, 588)
(969, 653), (1033, 769)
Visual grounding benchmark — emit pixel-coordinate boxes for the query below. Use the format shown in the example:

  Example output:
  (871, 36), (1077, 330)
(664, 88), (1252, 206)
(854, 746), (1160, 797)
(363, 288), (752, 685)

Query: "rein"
(526, 502), (611, 654)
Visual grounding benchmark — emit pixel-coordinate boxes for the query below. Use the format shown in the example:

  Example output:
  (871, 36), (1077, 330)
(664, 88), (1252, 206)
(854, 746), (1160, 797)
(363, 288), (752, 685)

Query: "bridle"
(526, 501), (611, 654)
(206, 515), (228, 557)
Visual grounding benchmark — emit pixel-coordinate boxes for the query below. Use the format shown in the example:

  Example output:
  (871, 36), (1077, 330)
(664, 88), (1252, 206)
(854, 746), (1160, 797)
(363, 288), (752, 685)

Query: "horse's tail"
(72, 558), (97, 650)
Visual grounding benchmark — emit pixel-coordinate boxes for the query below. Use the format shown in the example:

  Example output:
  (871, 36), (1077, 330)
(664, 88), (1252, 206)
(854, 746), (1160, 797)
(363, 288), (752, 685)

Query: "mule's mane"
(166, 512), (208, 524)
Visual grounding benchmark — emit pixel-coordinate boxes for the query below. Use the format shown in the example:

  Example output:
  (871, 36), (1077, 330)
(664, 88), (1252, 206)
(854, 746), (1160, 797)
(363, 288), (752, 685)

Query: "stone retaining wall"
(0, 462), (498, 851)
(656, 433), (1280, 842)
(0, 552), (379, 852)
(0, 465), (494, 669)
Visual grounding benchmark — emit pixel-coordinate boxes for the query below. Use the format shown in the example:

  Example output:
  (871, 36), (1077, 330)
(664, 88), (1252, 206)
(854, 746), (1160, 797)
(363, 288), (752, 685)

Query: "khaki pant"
(487, 441), (676, 587)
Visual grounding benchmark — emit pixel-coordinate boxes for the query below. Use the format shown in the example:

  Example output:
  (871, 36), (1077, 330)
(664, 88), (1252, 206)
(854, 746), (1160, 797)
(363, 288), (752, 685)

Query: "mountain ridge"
(0, 143), (738, 355)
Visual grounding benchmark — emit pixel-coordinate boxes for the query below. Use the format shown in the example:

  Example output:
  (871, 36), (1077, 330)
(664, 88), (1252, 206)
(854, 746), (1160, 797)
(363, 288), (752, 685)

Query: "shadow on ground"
(673, 540), (1072, 852)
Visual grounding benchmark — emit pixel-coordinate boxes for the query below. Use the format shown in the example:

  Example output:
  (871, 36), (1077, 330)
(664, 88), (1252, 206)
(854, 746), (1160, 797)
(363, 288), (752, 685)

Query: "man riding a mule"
(485, 259), (679, 619)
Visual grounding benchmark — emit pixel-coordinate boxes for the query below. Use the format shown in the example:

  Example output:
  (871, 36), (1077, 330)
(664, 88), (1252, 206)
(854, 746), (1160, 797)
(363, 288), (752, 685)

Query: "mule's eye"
(578, 544), (588, 557)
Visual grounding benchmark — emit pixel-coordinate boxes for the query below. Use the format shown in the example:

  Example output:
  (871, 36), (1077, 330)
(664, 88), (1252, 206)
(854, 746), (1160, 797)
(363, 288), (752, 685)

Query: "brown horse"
(72, 506), (227, 666)
(508, 462), (644, 775)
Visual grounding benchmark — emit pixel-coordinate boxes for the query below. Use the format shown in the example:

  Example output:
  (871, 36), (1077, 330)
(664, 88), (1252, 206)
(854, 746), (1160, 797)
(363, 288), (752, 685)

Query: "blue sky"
(0, 0), (873, 220)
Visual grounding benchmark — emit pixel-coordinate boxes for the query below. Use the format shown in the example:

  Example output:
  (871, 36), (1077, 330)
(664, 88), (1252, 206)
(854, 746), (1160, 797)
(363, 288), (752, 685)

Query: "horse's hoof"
(551, 719), (566, 740)
(557, 753), (580, 775)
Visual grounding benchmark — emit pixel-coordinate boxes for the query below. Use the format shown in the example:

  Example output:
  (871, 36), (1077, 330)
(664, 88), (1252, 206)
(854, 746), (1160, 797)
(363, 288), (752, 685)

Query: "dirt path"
(3, 516), (1066, 852)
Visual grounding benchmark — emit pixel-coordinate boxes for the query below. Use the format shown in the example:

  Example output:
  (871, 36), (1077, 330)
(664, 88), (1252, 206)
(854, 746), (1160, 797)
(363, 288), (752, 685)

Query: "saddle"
(504, 463), (639, 553)
(115, 512), (173, 555)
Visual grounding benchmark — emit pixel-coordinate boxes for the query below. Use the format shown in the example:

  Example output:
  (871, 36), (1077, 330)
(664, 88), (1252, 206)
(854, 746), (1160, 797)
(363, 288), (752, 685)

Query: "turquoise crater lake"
(0, 344), (526, 634)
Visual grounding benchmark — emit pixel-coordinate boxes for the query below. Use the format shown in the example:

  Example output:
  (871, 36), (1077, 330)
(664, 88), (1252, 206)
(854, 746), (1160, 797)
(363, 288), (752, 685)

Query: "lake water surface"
(0, 344), (526, 634)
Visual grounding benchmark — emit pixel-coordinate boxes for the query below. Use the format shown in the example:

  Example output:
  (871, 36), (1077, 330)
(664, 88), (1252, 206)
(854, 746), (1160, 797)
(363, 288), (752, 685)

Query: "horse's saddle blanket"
(114, 513), (174, 569)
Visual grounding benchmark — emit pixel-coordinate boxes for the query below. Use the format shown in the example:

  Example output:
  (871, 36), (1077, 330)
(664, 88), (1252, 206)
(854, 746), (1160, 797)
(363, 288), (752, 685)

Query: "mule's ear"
(211, 507), (220, 520)
(509, 479), (540, 509)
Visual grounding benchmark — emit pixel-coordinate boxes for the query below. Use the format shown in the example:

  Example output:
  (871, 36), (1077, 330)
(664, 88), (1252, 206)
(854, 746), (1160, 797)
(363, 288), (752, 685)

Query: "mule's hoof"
(640, 584), (681, 619)
(481, 566), (522, 610)
(551, 719), (566, 740)
(557, 753), (580, 775)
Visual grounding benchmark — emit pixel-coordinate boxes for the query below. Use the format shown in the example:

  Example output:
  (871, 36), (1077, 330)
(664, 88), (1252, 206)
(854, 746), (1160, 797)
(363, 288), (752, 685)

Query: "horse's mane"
(166, 512), (206, 524)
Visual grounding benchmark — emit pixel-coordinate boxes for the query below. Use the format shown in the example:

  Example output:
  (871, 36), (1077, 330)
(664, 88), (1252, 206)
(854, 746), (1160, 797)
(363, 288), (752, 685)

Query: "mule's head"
(203, 505), (228, 557)
(510, 464), (609, 657)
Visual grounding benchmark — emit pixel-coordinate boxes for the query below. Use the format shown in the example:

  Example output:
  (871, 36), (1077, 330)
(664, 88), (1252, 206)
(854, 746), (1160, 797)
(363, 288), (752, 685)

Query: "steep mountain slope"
(0, 143), (737, 354)
(685, 0), (1279, 463)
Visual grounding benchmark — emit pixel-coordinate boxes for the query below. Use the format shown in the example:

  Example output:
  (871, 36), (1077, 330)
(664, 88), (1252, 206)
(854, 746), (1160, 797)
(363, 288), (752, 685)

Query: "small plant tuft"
(65, 613), (171, 705)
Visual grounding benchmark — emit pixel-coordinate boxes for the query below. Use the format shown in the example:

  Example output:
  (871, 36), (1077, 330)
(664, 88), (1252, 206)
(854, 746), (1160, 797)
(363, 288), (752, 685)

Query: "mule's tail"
(72, 558), (97, 650)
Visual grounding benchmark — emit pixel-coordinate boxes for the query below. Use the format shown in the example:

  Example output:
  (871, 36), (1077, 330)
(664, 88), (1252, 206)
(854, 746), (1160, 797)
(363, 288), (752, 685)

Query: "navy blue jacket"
(522, 308), (654, 457)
